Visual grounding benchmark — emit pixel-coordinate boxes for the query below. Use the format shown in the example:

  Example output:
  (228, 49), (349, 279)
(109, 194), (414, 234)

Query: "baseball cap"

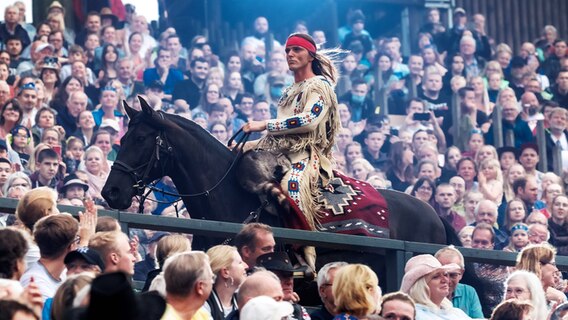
(100, 119), (121, 133)
(64, 247), (105, 271)
(149, 231), (170, 243)
(35, 43), (55, 53)
(453, 7), (466, 16)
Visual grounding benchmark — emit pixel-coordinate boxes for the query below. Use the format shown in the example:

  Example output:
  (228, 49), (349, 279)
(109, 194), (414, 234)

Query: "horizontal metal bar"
(2, 197), (568, 269)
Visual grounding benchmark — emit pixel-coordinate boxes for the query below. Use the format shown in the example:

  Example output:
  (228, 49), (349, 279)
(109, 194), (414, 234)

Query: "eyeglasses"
(448, 272), (462, 279)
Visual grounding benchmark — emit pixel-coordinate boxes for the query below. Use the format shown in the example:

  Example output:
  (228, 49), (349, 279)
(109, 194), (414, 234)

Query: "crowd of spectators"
(2, 1), (568, 319)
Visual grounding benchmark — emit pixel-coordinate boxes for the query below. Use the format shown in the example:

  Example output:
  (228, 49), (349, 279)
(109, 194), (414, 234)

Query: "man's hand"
(243, 120), (267, 133)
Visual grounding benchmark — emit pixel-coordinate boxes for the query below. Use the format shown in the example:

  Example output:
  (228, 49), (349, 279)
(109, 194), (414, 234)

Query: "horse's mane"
(138, 111), (234, 159)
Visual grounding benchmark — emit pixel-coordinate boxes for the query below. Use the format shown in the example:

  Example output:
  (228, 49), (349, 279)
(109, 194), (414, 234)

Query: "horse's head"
(102, 96), (176, 209)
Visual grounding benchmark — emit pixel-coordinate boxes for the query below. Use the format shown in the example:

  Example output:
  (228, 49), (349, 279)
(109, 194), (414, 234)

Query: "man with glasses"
(249, 100), (271, 139)
(435, 246), (483, 318)
(528, 223), (550, 244)
(311, 261), (347, 320)
(235, 93), (254, 122)
(48, 30), (67, 58)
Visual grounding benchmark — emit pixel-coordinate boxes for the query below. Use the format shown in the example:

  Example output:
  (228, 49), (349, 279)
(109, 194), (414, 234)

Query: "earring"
(225, 276), (234, 288)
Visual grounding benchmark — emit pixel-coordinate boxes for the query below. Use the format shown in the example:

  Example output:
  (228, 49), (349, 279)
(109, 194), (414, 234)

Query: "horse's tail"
(262, 182), (290, 211)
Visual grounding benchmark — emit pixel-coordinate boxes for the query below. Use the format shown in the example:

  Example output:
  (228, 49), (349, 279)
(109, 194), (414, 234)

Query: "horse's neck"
(168, 147), (259, 221)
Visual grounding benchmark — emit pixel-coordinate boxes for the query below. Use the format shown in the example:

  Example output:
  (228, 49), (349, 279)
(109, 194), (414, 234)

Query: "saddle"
(236, 150), (390, 238)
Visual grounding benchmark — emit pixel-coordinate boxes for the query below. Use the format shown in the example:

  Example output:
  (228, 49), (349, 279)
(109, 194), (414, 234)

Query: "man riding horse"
(243, 33), (342, 232)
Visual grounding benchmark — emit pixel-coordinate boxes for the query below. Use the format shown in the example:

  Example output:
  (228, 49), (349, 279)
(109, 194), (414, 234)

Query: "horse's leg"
(378, 189), (446, 244)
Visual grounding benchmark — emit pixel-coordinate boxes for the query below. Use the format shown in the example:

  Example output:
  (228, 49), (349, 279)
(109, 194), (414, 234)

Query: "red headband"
(286, 36), (317, 54)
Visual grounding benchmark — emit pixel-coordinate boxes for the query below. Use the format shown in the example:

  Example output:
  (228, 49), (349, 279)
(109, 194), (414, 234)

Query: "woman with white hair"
(503, 270), (548, 320)
(400, 254), (472, 319)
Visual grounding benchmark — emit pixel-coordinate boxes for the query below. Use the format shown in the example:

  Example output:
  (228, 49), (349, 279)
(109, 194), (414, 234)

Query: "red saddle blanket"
(284, 171), (390, 238)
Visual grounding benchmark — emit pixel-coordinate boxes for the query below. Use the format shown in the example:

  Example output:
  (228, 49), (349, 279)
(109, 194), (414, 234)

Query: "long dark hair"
(287, 33), (342, 84)
(0, 99), (23, 126)
(410, 177), (436, 202)
(50, 76), (84, 111)
(389, 141), (414, 183)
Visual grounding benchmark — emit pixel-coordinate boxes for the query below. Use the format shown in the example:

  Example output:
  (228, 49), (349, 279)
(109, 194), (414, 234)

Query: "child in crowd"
(478, 158), (503, 204)
(8, 125), (33, 169)
(503, 223), (530, 252)
(458, 225), (474, 247)
(63, 136), (85, 174)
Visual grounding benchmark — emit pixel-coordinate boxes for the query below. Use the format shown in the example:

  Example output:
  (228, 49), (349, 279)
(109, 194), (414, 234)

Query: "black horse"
(102, 97), (455, 249)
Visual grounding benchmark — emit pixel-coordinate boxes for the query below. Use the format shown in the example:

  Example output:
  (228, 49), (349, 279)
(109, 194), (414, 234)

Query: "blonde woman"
(503, 164), (526, 204)
(205, 245), (248, 320)
(400, 254), (471, 319)
(46, 12), (74, 51)
(516, 244), (567, 306)
(469, 76), (494, 115)
(478, 158), (503, 204)
(333, 264), (380, 320)
(206, 67), (225, 89)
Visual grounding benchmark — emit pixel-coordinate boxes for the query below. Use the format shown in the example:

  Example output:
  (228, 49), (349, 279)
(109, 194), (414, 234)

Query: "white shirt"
(20, 260), (66, 300)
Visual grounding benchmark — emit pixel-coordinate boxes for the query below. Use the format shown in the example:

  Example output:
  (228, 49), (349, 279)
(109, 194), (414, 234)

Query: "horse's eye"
(136, 136), (145, 142)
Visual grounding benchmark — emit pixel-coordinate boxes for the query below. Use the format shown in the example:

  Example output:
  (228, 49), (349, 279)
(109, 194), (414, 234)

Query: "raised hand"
(78, 198), (98, 247)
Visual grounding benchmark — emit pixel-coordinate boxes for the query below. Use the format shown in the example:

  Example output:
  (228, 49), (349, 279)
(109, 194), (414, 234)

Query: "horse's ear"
(138, 95), (170, 128)
(138, 95), (155, 117)
(123, 100), (138, 120)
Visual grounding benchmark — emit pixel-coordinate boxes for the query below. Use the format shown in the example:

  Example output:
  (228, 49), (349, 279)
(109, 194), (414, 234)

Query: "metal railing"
(2, 198), (567, 293)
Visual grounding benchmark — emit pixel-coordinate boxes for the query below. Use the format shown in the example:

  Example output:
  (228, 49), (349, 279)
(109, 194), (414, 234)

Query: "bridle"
(112, 130), (173, 212)
(111, 121), (252, 214)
